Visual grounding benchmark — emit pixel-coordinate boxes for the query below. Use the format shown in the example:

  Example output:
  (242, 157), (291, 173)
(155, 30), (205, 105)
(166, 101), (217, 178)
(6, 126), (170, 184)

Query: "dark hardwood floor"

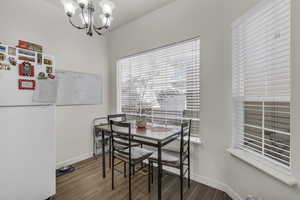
(54, 156), (232, 200)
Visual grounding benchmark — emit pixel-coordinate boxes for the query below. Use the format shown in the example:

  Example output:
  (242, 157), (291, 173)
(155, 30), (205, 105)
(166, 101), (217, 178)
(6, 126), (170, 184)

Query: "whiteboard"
(33, 79), (58, 104)
(56, 70), (102, 105)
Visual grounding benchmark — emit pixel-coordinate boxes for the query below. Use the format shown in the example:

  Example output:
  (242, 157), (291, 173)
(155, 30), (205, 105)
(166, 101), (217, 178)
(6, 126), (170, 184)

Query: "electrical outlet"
(245, 196), (257, 200)
(245, 195), (263, 200)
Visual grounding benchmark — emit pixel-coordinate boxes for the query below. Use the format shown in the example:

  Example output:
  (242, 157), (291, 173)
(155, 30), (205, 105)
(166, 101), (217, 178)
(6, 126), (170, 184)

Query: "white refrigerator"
(0, 44), (56, 200)
(0, 106), (56, 200)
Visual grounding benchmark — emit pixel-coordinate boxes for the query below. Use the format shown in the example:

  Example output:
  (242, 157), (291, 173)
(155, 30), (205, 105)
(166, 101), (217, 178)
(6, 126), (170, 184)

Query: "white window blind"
(117, 39), (200, 135)
(232, 0), (291, 167)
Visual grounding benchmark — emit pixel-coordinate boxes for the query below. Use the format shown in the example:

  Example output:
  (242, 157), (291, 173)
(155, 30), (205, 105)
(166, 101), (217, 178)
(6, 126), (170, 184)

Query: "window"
(117, 38), (200, 136)
(232, 0), (291, 167)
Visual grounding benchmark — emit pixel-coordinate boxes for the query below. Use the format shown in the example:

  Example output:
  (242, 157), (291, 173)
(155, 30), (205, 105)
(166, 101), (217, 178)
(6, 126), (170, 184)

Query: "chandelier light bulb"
(77, 0), (89, 8)
(107, 17), (113, 27)
(61, 0), (77, 17)
(99, 0), (115, 16)
(100, 14), (113, 27)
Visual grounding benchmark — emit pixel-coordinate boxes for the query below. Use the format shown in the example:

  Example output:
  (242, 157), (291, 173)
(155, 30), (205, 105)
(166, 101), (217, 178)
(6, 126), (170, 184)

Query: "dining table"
(94, 122), (182, 200)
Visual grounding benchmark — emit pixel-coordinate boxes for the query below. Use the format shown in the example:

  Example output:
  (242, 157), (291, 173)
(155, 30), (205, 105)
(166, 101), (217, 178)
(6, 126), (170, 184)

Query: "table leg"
(157, 141), (162, 200)
(102, 130), (106, 178)
(109, 136), (112, 169)
(93, 127), (96, 157)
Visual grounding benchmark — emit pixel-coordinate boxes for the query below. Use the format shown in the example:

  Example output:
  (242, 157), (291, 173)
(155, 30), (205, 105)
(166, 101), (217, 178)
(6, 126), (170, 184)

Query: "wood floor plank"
(54, 156), (232, 200)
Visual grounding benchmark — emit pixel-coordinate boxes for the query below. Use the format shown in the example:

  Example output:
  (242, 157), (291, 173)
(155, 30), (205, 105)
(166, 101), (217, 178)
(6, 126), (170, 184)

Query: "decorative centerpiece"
(136, 115), (147, 130)
(135, 77), (152, 129)
(130, 71), (157, 129)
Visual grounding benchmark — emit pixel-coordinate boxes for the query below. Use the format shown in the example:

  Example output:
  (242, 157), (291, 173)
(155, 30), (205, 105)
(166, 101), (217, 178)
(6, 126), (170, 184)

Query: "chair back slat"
(114, 148), (130, 156)
(114, 139), (130, 147)
(93, 117), (108, 126)
(108, 114), (127, 122)
(111, 121), (130, 128)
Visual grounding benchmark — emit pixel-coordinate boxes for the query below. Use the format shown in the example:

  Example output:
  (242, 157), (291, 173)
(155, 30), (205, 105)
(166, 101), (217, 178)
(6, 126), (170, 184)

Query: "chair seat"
(149, 150), (180, 167)
(115, 147), (153, 163)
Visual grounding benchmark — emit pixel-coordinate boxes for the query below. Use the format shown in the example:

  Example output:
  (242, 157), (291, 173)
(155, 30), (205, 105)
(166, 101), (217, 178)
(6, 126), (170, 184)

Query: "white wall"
(108, 0), (300, 199)
(0, 0), (109, 166)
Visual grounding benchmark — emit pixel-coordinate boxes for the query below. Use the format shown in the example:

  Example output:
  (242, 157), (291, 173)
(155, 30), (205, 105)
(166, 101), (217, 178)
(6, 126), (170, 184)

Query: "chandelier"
(61, 0), (115, 36)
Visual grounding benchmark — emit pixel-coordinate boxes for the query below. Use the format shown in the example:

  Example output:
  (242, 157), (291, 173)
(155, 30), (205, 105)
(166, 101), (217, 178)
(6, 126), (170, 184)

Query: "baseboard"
(165, 167), (242, 200)
(224, 184), (242, 200)
(56, 152), (93, 169)
(190, 173), (242, 200)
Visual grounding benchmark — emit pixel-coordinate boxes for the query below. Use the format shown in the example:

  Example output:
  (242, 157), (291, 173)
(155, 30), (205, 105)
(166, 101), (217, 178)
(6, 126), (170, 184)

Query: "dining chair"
(108, 114), (144, 172)
(92, 117), (111, 157)
(110, 120), (153, 200)
(148, 120), (192, 200)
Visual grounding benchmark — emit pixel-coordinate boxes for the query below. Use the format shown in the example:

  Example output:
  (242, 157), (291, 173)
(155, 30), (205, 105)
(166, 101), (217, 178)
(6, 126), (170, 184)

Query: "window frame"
(231, 0), (292, 170)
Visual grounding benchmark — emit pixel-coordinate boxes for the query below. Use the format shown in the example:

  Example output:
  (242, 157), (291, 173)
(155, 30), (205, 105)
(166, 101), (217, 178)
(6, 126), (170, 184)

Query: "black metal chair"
(92, 117), (111, 157)
(110, 120), (153, 200)
(107, 114), (141, 169)
(148, 120), (192, 200)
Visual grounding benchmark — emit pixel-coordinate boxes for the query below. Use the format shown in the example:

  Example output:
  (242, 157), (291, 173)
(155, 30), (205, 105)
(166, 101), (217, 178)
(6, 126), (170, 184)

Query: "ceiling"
(45, 0), (177, 30)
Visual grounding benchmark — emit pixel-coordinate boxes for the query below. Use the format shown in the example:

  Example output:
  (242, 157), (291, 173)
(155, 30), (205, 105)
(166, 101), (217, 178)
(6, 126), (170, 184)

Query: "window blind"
(232, 0), (291, 167)
(117, 39), (200, 135)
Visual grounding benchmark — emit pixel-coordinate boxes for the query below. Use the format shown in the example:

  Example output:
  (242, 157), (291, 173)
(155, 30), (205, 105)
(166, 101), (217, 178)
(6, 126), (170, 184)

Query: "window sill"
(177, 136), (202, 145)
(227, 148), (297, 186)
(190, 136), (202, 144)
